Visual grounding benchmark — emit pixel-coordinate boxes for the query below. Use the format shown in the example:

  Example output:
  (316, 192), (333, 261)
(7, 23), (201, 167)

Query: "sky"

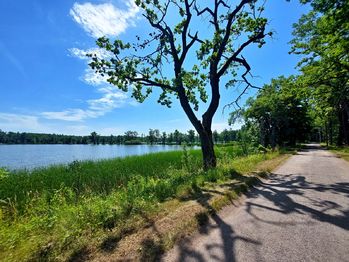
(0, 0), (309, 136)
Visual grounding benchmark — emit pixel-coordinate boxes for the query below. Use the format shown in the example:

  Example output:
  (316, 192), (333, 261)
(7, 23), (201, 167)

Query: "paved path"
(163, 145), (349, 262)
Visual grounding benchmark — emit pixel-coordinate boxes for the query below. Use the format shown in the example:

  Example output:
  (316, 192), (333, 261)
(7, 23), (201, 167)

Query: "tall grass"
(0, 150), (201, 214)
(0, 146), (278, 261)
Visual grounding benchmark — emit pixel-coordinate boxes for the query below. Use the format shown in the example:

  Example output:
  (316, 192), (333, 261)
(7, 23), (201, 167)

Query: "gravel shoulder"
(162, 145), (349, 262)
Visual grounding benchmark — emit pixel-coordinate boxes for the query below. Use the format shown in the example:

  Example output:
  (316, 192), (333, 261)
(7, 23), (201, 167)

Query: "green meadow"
(0, 145), (282, 261)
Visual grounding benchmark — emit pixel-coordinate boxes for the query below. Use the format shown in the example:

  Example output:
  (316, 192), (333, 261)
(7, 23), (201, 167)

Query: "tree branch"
(129, 76), (177, 92)
(218, 28), (266, 77)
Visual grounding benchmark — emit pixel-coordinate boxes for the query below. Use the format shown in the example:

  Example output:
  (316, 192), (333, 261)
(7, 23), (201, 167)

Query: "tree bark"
(177, 84), (217, 170)
(199, 129), (216, 170)
(325, 122), (329, 147)
(341, 99), (349, 145)
(271, 124), (277, 149)
(337, 99), (349, 146)
(329, 119), (333, 145)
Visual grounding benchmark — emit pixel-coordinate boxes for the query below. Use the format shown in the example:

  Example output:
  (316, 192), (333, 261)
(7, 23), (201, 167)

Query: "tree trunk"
(199, 129), (216, 170)
(325, 122), (329, 147)
(271, 124), (277, 149)
(337, 100), (349, 146)
(329, 119), (333, 145)
(337, 109), (345, 146)
(342, 100), (349, 145)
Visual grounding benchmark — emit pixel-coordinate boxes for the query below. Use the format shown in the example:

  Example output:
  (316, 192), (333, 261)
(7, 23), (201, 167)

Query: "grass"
(325, 145), (349, 162)
(0, 146), (288, 262)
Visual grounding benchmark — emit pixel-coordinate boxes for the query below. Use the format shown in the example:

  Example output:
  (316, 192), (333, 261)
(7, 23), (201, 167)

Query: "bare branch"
(223, 56), (262, 111)
(218, 0), (230, 9)
(194, 6), (214, 17)
(214, 0), (253, 69)
(218, 28), (266, 77)
(188, 32), (204, 44)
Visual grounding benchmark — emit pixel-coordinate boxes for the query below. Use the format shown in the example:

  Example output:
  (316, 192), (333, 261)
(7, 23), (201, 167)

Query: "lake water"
(0, 144), (189, 170)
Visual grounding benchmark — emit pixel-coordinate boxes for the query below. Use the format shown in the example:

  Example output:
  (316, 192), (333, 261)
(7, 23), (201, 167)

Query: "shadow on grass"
(100, 226), (137, 253)
(67, 246), (91, 262)
(139, 238), (165, 262)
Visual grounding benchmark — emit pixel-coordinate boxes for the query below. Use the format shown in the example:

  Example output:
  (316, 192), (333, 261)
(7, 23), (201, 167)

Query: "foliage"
(0, 129), (237, 145)
(230, 76), (312, 147)
(290, 0), (349, 145)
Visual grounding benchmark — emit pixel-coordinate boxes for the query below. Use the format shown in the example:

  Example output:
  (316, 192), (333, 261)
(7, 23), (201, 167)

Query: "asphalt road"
(163, 145), (349, 262)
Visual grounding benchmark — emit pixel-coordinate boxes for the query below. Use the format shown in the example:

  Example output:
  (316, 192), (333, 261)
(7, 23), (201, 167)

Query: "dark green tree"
(290, 0), (349, 145)
(161, 132), (167, 144)
(90, 131), (99, 145)
(173, 129), (181, 145)
(187, 129), (196, 145)
(231, 76), (312, 147)
(124, 131), (139, 141)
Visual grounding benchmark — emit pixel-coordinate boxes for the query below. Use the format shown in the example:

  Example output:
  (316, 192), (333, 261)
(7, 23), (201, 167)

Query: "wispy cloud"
(42, 87), (129, 121)
(69, 47), (112, 60)
(60, 1), (140, 123)
(41, 109), (100, 122)
(69, 48), (111, 85)
(70, 1), (139, 38)
(0, 113), (40, 131)
(0, 112), (127, 135)
(0, 41), (26, 77)
(82, 68), (109, 86)
(87, 87), (128, 111)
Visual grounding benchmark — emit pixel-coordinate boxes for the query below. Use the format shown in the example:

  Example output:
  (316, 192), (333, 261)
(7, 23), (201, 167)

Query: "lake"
(0, 144), (191, 170)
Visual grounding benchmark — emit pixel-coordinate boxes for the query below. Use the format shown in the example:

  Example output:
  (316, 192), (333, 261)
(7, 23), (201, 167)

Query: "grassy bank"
(0, 146), (288, 261)
(326, 145), (349, 162)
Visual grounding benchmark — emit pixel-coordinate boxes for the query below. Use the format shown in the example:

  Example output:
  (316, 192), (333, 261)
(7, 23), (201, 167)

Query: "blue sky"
(0, 0), (308, 135)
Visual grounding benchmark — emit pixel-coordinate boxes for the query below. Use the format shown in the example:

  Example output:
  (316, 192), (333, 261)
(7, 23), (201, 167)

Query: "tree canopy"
(89, 0), (270, 169)
(290, 0), (349, 145)
(230, 76), (312, 147)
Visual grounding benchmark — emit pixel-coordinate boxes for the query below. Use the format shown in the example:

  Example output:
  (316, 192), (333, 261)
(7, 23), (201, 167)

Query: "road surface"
(163, 145), (349, 262)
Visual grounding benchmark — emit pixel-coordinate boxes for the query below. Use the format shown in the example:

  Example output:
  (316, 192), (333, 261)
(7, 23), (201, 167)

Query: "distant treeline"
(0, 129), (238, 145)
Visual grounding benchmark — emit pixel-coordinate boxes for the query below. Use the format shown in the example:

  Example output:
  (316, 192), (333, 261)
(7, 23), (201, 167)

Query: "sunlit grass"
(0, 146), (281, 261)
(327, 145), (349, 162)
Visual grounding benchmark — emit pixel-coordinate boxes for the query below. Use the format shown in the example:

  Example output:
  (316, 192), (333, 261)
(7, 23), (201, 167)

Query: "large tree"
(290, 0), (349, 145)
(89, 0), (269, 169)
(231, 76), (312, 147)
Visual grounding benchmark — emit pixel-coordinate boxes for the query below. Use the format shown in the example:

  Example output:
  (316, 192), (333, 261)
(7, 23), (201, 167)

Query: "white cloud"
(88, 87), (127, 111)
(0, 112), (128, 135)
(62, 1), (140, 123)
(69, 47), (112, 60)
(82, 68), (109, 86)
(0, 113), (41, 132)
(69, 48), (111, 85)
(41, 86), (130, 122)
(41, 109), (101, 122)
(70, 1), (139, 38)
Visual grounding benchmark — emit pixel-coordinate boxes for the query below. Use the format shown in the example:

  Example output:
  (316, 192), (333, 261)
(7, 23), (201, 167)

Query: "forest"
(0, 128), (238, 145)
(229, 0), (348, 149)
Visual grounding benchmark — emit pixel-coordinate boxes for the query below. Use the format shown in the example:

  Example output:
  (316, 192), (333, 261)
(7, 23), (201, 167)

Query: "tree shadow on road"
(165, 184), (262, 262)
(167, 173), (349, 261)
(245, 174), (349, 230)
